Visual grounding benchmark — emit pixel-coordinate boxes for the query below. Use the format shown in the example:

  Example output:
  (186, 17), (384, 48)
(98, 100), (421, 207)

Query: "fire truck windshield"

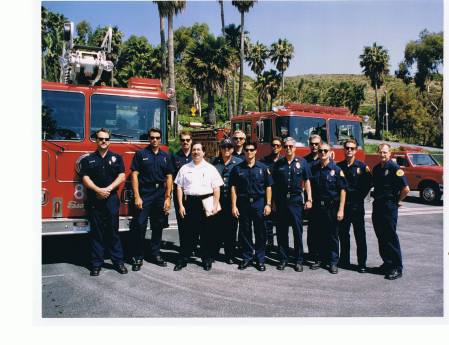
(329, 119), (364, 147)
(90, 94), (167, 143)
(409, 153), (439, 166)
(275, 116), (327, 146)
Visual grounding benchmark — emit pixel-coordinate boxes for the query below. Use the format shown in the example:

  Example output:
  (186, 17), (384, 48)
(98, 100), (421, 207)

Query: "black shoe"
(132, 258), (143, 271)
(255, 263), (266, 271)
(277, 261), (287, 270)
(113, 263), (128, 274)
(238, 261), (251, 270)
(385, 269), (402, 280)
(310, 260), (321, 270)
(376, 263), (389, 274)
(358, 265), (367, 273)
(90, 267), (101, 276)
(338, 261), (350, 269)
(152, 255), (167, 267)
(224, 257), (235, 265)
(174, 260), (187, 271)
(329, 265), (338, 274)
(294, 263), (304, 272)
(203, 261), (212, 271)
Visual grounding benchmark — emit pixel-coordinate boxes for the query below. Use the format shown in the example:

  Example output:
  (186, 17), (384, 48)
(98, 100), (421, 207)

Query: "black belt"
(185, 193), (213, 201)
(238, 195), (263, 203)
(314, 199), (339, 207)
(143, 182), (164, 189)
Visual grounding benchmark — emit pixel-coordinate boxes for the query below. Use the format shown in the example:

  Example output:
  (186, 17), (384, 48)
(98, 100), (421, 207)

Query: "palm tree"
(154, 1), (167, 86)
(224, 23), (242, 115)
(246, 41), (269, 111)
(359, 42), (390, 138)
(218, 0), (233, 120)
(154, 0), (186, 136)
(264, 69), (282, 110)
(270, 38), (294, 104)
(184, 34), (233, 125)
(232, 0), (257, 115)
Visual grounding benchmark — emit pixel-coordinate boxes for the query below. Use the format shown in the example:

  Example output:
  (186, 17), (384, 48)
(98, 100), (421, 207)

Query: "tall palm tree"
(224, 23), (242, 115)
(232, 0), (257, 115)
(218, 0), (233, 120)
(155, 0), (186, 136)
(154, 1), (167, 86)
(184, 34), (233, 125)
(359, 42), (390, 138)
(246, 41), (269, 111)
(270, 38), (294, 104)
(264, 69), (282, 110)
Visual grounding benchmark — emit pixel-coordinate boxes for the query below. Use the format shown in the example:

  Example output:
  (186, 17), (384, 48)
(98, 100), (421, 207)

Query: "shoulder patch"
(340, 170), (345, 177)
(396, 169), (404, 177)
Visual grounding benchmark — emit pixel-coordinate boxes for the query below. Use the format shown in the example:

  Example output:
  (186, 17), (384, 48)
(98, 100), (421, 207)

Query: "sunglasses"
(271, 143), (282, 148)
(97, 137), (110, 142)
(181, 138), (191, 142)
(149, 136), (161, 140)
(344, 146), (356, 151)
(310, 142), (320, 146)
(233, 137), (245, 141)
(284, 145), (294, 149)
(318, 149), (329, 153)
(245, 148), (256, 152)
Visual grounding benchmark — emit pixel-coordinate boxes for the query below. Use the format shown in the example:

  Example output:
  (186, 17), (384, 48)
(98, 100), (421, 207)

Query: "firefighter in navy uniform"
(372, 143), (410, 280)
(78, 128), (128, 276)
(129, 128), (173, 271)
(259, 137), (283, 250)
(232, 130), (247, 160)
(230, 141), (273, 271)
(303, 134), (322, 269)
(337, 139), (372, 273)
(272, 137), (312, 272)
(310, 143), (347, 274)
(211, 138), (243, 263)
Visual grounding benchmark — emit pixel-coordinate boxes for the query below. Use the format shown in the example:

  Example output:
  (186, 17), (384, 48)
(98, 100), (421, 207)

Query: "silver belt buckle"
(249, 197), (254, 203)
(320, 200), (325, 206)
(287, 193), (291, 199)
(155, 183), (159, 188)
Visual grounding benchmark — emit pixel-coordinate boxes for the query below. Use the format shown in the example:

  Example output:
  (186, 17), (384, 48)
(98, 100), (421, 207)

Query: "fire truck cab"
(231, 103), (365, 161)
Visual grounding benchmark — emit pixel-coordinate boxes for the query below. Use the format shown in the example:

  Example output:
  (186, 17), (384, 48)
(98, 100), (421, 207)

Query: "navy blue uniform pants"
(179, 196), (215, 262)
(311, 202), (340, 266)
(237, 198), (266, 263)
(305, 210), (319, 261)
(339, 203), (367, 266)
(372, 199), (403, 271)
(264, 216), (275, 244)
(130, 187), (166, 260)
(213, 196), (238, 258)
(87, 195), (124, 268)
(276, 197), (305, 263)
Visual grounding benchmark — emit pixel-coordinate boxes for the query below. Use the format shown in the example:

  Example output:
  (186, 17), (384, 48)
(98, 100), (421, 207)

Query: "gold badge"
(330, 170), (335, 176)
(365, 166), (370, 173)
(385, 170), (389, 176)
(357, 167), (361, 175)
(340, 170), (345, 177)
(396, 169), (405, 177)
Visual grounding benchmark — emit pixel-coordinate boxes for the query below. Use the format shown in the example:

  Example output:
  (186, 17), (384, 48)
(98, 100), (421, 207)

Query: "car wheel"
(420, 183), (441, 204)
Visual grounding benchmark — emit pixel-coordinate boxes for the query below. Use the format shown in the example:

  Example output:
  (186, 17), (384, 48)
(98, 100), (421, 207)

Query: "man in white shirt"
(174, 142), (224, 271)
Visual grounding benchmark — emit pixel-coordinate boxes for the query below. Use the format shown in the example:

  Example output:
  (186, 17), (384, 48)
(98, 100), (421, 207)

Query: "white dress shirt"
(174, 159), (224, 196)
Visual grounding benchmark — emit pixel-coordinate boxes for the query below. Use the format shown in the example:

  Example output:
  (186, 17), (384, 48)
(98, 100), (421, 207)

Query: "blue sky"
(42, 0), (443, 76)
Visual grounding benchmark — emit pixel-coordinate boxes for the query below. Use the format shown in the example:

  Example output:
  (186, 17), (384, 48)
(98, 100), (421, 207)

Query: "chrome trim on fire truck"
(42, 216), (134, 235)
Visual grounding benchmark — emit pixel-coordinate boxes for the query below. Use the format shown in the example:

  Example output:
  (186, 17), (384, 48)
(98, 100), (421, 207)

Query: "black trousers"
(238, 198), (266, 263)
(179, 196), (216, 262)
(87, 195), (124, 268)
(311, 202), (340, 266)
(305, 209), (319, 261)
(213, 196), (238, 258)
(338, 202), (367, 266)
(276, 197), (304, 263)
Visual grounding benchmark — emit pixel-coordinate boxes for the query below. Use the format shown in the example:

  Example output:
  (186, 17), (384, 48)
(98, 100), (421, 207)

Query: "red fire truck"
(230, 103), (366, 161)
(42, 23), (170, 235)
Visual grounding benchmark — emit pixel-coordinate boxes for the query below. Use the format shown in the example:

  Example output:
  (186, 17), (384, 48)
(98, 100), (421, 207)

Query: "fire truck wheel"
(419, 182), (441, 205)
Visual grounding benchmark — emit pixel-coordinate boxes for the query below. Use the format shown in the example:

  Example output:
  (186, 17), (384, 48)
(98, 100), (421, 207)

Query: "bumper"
(42, 216), (133, 236)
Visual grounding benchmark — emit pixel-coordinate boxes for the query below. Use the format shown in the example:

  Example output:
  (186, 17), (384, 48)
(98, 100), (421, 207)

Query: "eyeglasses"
(344, 146), (356, 151)
(310, 142), (320, 146)
(149, 136), (161, 140)
(221, 146), (233, 150)
(233, 137), (245, 141)
(318, 149), (329, 153)
(245, 148), (256, 152)
(271, 143), (281, 148)
(180, 138), (191, 142)
(97, 137), (110, 142)
(284, 145), (294, 149)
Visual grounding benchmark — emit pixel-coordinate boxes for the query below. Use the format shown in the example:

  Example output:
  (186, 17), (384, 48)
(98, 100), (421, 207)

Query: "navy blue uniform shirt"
(230, 160), (274, 198)
(310, 160), (347, 202)
(171, 149), (192, 180)
(337, 159), (372, 204)
(372, 159), (408, 201)
(79, 150), (125, 202)
(212, 156), (243, 197)
(131, 146), (173, 192)
(273, 156), (311, 201)
(304, 152), (320, 169)
(260, 153), (283, 173)
(233, 150), (246, 161)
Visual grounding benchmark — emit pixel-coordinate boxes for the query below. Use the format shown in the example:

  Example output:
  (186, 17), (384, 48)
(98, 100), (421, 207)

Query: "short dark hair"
(95, 128), (111, 138)
(148, 128), (162, 136)
(271, 137), (282, 145)
(192, 142), (204, 152)
(244, 141), (257, 150)
(179, 130), (191, 139)
(343, 139), (358, 148)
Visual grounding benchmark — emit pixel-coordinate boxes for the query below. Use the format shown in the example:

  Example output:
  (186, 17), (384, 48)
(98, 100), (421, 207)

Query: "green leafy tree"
(224, 23), (244, 115)
(174, 23), (210, 61)
(246, 41), (269, 111)
(184, 34), (233, 125)
(270, 38), (294, 104)
(74, 20), (92, 45)
(359, 42), (390, 138)
(232, 0), (257, 115)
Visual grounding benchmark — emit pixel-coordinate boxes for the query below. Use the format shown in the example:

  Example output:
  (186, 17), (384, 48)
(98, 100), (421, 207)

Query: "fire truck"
(231, 103), (366, 161)
(42, 22), (170, 235)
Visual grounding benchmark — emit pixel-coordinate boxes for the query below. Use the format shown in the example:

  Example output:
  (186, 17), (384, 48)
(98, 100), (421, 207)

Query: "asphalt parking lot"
(41, 193), (443, 318)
